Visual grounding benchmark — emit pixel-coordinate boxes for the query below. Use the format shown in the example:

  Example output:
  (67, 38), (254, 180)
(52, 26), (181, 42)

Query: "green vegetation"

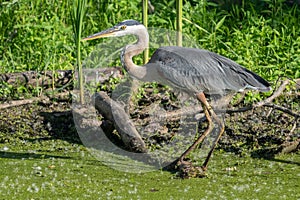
(0, 135), (299, 199)
(1, 0), (299, 80)
(71, 0), (87, 104)
(0, 0), (73, 73)
(0, 1), (299, 199)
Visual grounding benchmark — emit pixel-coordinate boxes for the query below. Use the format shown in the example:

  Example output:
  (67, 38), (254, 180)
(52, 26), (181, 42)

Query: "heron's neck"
(121, 27), (149, 79)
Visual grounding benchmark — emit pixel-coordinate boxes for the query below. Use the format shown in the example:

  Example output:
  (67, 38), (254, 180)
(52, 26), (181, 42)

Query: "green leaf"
(215, 16), (226, 31)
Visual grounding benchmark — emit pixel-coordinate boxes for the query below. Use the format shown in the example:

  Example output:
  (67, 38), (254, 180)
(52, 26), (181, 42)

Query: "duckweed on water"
(0, 137), (299, 199)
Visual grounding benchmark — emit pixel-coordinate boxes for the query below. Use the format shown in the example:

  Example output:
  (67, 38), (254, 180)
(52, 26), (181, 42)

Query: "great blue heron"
(83, 20), (270, 173)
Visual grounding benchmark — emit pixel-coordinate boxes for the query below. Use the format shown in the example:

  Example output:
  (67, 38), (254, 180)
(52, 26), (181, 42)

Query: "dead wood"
(0, 91), (70, 109)
(255, 79), (290, 107)
(278, 138), (300, 154)
(0, 70), (73, 89)
(122, 78), (299, 124)
(0, 67), (123, 89)
(228, 79), (299, 118)
(0, 96), (50, 109)
(1, 68), (298, 155)
(0, 67), (123, 109)
(92, 91), (147, 153)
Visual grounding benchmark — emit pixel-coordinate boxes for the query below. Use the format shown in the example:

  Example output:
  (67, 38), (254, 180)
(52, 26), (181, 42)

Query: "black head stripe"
(117, 20), (142, 27)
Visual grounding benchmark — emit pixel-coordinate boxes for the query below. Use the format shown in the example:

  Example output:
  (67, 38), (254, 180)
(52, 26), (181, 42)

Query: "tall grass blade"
(142, 0), (149, 64)
(215, 16), (226, 31)
(71, 0), (87, 104)
(176, 0), (182, 46)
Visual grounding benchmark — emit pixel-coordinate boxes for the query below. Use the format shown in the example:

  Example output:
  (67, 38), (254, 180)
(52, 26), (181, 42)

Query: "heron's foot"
(176, 160), (207, 179)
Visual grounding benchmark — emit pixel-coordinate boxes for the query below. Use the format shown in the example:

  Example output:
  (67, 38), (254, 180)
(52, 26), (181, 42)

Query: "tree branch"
(92, 91), (147, 153)
(255, 79), (290, 107)
(0, 92), (70, 109)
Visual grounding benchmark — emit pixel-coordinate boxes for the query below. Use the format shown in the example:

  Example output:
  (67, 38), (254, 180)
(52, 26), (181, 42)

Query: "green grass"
(0, 138), (299, 199)
(1, 0), (299, 80)
(0, 0), (74, 73)
(0, 1), (299, 198)
(71, 0), (87, 104)
(1, 0), (299, 101)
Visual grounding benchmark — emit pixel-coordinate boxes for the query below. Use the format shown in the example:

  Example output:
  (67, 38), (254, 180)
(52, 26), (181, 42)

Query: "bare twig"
(290, 120), (298, 134)
(255, 79), (290, 107)
(226, 79), (299, 118)
(262, 103), (299, 118)
(0, 67), (123, 109)
(0, 91), (70, 109)
(0, 96), (49, 109)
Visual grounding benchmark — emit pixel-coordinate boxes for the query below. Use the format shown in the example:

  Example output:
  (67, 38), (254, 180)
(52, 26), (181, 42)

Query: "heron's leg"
(197, 93), (225, 171)
(197, 93), (219, 120)
(178, 93), (214, 163)
(201, 121), (225, 170)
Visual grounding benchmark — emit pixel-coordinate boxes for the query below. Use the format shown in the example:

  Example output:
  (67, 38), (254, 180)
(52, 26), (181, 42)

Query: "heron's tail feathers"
(243, 68), (271, 92)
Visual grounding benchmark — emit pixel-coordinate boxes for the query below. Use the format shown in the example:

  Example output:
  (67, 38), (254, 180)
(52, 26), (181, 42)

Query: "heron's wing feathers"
(148, 47), (205, 94)
(148, 46), (270, 94)
(209, 52), (270, 91)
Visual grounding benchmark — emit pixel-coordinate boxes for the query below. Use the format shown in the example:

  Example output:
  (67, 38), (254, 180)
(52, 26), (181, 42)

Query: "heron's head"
(83, 20), (146, 41)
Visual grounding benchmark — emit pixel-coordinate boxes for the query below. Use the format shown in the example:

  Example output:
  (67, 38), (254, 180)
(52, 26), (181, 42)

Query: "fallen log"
(0, 70), (73, 88)
(0, 67), (123, 109)
(92, 91), (147, 153)
(0, 67), (123, 89)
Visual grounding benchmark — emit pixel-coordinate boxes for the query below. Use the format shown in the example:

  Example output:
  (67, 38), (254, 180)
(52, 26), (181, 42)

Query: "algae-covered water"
(0, 137), (299, 200)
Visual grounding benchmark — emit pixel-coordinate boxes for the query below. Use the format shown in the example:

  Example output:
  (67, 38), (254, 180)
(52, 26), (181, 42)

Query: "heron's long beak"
(82, 27), (118, 41)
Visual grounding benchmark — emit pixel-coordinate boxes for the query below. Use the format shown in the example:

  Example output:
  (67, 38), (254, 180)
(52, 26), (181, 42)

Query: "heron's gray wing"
(208, 52), (270, 92)
(148, 46), (270, 94)
(148, 46), (236, 94)
(147, 46), (207, 94)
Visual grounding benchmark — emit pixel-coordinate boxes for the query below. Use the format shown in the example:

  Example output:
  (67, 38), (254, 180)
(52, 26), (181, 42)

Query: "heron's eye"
(120, 25), (127, 30)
